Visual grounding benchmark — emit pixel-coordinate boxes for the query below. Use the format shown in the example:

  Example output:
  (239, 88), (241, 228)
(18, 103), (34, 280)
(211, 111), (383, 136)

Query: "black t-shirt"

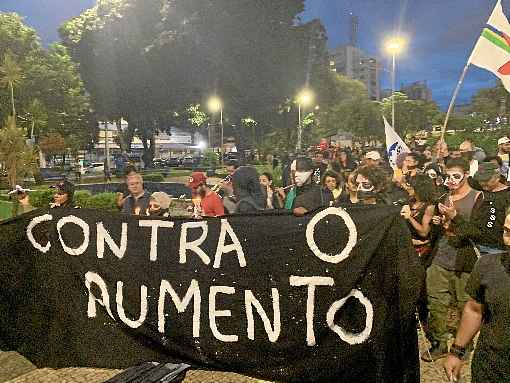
(466, 253), (510, 382)
(293, 184), (333, 212)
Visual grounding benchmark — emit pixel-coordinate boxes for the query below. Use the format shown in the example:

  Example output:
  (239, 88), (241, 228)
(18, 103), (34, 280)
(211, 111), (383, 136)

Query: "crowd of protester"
(7, 134), (510, 382)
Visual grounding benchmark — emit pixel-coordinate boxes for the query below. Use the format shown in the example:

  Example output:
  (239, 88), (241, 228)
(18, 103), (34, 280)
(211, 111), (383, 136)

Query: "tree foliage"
(0, 116), (37, 187)
(60, 0), (328, 158)
(0, 13), (92, 152)
(380, 92), (440, 137)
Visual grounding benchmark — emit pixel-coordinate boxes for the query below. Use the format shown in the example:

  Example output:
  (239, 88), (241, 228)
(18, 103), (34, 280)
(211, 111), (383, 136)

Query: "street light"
(385, 36), (406, 129)
(296, 89), (314, 151)
(207, 96), (223, 162)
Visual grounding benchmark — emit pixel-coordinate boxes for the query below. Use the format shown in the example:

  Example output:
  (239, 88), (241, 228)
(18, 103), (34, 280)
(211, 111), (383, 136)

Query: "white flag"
(384, 117), (410, 169)
(469, 0), (510, 92)
(487, 0), (510, 37)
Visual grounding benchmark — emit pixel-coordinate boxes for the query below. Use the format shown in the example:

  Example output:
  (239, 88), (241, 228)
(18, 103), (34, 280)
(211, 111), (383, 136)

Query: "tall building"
(400, 81), (432, 102)
(329, 44), (380, 100)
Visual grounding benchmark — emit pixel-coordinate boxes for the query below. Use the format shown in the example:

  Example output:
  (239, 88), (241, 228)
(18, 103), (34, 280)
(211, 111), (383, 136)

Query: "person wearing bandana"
(444, 207), (510, 382)
(292, 158), (333, 217)
(422, 158), (481, 362)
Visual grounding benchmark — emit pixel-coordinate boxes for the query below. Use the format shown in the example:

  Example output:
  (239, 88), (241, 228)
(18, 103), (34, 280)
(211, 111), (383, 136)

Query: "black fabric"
(293, 184), (333, 211)
(465, 254), (510, 383)
(232, 166), (265, 212)
(0, 206), (422, 383)
(105, 362), (189, 383)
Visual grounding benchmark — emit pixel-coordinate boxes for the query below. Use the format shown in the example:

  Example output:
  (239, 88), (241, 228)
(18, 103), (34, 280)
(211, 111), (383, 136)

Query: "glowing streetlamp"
(385, 37), (406, 129)
(207, 96), (223, 161)
(296, 89), (314, 151)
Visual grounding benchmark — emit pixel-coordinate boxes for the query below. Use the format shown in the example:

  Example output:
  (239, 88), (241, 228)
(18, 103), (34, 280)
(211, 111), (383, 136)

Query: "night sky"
(0, 0), (506, 108)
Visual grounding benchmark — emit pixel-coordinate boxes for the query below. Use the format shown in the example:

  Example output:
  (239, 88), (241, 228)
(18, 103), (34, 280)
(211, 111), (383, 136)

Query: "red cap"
(188, 172), (207, 189)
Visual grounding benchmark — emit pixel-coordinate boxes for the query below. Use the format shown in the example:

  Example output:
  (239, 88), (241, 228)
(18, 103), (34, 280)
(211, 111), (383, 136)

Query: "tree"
(0, 116), (37, 187)
(314, 74), (378, 143)
(380, 92), (440, 136)
(0, 13), (92, 153)
(0, 51), (23, 120)
(39, 133), (67, 163)
(60, 0), (323, 158)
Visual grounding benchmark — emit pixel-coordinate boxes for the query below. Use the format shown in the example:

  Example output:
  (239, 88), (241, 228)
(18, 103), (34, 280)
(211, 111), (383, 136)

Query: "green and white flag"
(469, 0), (510, 92)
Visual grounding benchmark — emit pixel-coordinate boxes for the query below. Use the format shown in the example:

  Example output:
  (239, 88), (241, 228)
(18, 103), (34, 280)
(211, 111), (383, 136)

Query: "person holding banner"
(293, 157), (333, 216)
(50, 180), (78, 209)
(444, 207), (510, 383)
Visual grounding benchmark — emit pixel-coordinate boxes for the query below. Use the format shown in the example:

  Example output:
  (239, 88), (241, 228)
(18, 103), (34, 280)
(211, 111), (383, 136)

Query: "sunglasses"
(356, 181), (374, 192)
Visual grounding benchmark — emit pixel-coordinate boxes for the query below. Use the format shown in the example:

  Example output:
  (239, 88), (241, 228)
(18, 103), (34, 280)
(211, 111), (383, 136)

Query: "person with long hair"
(321, 170), (342, 202)
(260, 172), (284, 209)
(400, 174), (439, 331)
(400, 174), (438, 257)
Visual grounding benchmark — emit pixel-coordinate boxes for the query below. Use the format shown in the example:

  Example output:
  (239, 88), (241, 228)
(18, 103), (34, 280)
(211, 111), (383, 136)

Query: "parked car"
(166, 157), (181, 167)
(181, 156), (194, 167)
(153, 158), (166, 168)
(86, 162), (105, 174)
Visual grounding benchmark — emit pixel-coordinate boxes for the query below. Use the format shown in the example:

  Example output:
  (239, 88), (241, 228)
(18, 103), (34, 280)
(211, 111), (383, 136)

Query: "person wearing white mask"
(292, 157), (333, 217)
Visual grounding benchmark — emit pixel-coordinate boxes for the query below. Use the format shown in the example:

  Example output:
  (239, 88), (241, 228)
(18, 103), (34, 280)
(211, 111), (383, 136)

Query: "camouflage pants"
(426, 263), (471, 346)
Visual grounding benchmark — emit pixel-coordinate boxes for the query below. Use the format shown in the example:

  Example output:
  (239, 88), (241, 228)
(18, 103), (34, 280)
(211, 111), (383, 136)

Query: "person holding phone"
(422, 158), (481, 362)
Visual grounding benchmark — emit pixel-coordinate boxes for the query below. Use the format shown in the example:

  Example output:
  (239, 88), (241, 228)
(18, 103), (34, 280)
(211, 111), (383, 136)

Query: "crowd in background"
(7, 134), (510, 382)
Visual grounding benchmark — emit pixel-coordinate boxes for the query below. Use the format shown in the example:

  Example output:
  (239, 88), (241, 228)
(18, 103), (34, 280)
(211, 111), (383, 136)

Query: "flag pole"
(440, 63), (470, 143)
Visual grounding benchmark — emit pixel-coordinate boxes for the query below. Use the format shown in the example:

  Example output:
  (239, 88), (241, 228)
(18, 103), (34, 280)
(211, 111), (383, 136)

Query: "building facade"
(400, 81), (432, 102)
(329, 44), (380, 101)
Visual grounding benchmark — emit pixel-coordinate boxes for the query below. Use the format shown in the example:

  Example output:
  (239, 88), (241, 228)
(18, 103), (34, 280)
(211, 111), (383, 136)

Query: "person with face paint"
(353, 165), (389, 205)
(292, 157), (334, 217)
(446, 162), (510, 259)
(444, 207), (510, 383)
(422, 158), (481, 362)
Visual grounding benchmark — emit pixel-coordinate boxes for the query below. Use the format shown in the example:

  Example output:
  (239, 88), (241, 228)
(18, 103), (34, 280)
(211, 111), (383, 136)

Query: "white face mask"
(295, 171), (313, 187)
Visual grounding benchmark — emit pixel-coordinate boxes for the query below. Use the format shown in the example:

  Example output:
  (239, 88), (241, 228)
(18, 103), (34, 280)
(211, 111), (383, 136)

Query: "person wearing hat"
(50, 180), (77, 209)
(8, 185), (35, 215)
(497, 136), (510, 179)
(187, 172), (224, 218)
(292, 157), (334, 217)
(363, 150), (382, 168)
(147, 192), (172, 217)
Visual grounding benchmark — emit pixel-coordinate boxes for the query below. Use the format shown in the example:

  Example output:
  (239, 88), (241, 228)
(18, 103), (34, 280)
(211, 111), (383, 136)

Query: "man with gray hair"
(122, 173), (150, 215)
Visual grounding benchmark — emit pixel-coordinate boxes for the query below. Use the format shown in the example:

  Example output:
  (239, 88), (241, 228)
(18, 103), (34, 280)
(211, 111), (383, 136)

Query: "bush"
(74, 190), (92, 208)
(143, 173), (165, 182)
(30, 189), (54, 208)
(202, 149), (219, 168)
(83, 192), (117, 210)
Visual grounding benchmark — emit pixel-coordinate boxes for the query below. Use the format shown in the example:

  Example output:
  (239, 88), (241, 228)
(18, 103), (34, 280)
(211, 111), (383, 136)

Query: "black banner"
(0, 206), (423, 383)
